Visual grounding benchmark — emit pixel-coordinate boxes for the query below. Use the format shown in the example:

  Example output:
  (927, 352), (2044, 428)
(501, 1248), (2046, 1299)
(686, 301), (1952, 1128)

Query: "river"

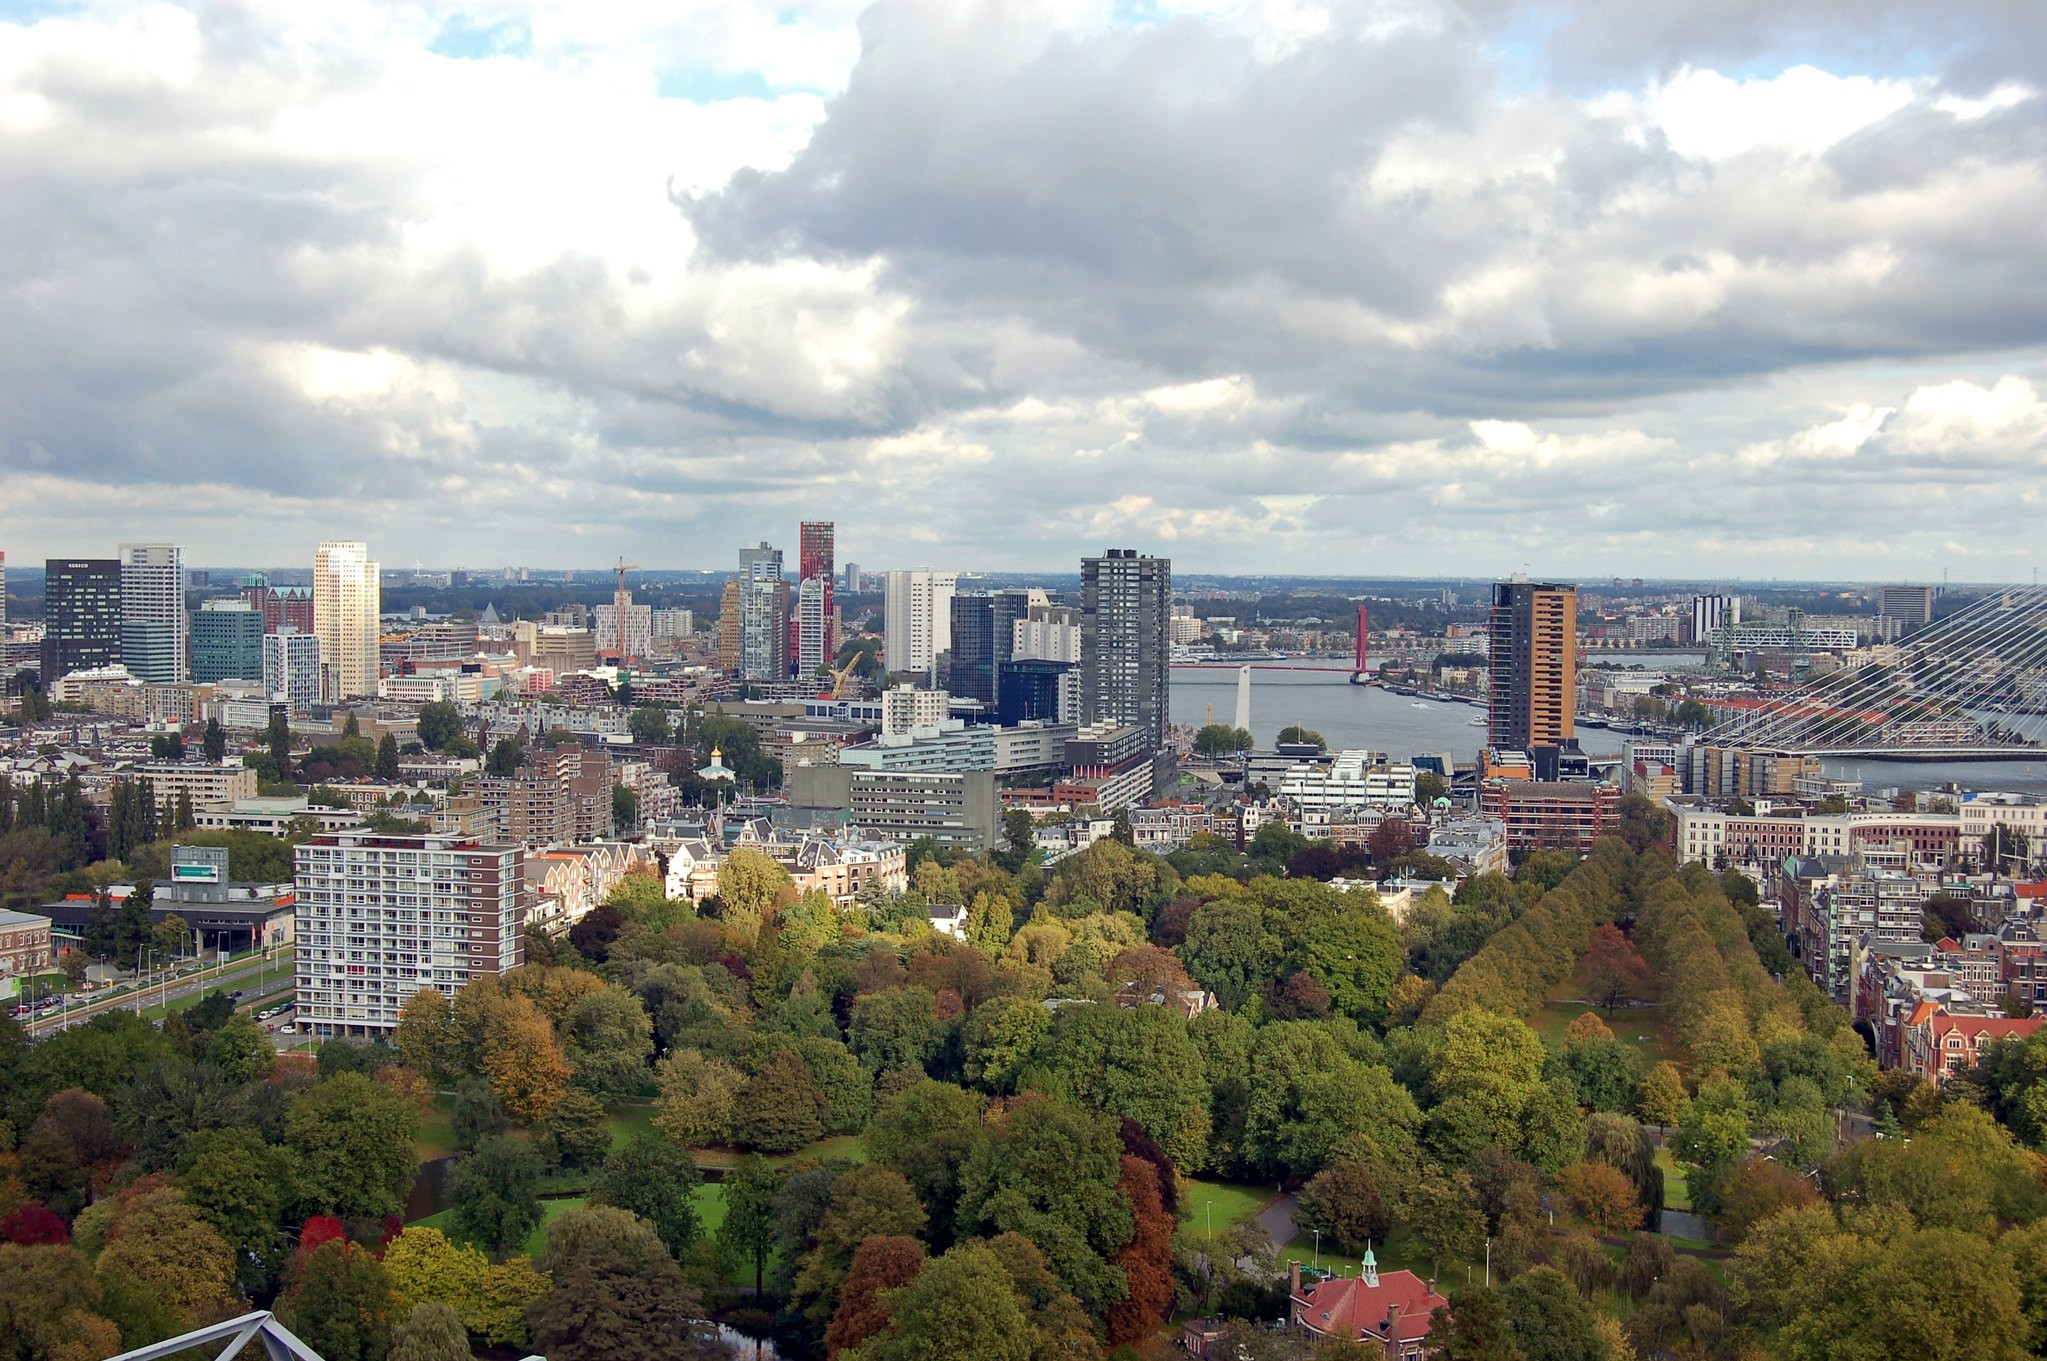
(1169, 666), (2047, 794)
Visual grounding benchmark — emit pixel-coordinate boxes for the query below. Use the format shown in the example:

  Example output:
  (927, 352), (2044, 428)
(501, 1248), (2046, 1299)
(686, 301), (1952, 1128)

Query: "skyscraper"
(884, 569), (958, 683)
(1690, 593), (1740, 644)
(119, 542), (187, 682)
(949, 594), (997, 708)
(1080, 549), (1171, 752)
(1487, 580), (1577, 753)
(265, 629), (323, 716)
(191, 599), (265, 683)
(313, 541), (381, 700)
(736, 542), (787, 681)
(41, 558), (122, 683)
(798, 521), (837, 675)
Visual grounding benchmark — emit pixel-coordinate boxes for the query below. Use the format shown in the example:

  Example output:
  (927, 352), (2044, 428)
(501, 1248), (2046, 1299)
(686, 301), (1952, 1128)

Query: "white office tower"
(881, 683), (952, 736)
(314, 541), (381, 700)
(264, 629), (323, 716)
(119, 542), (187, 682)
(797, 577), (829, 675)
(1691, 594), (1741, 643)
(884, 569), (957, 681)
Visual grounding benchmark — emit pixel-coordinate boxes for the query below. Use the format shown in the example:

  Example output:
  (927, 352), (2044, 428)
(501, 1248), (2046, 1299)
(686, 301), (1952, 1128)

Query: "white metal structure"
(104, 1311), (325, 1361)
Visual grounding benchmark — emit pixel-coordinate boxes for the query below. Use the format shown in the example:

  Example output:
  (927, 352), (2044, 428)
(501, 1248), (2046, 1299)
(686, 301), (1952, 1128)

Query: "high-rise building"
(593, 601), (652, 660)
(1877, 585), (1935, 641)
(294, 829), (528, 1039)
(796, 578), (829, 679)
(843, 562), (862, 594)
(1690, 594), (1741, 643)
(1015, 604), (1082, 663)
(736, 542), (788, 682)
(191, 600), (265, 683)
(799, 521), (837, 675)
(314, 541), (381, 700)
(998, 659), (1076, 725)
(717, 578), (742, 672)
(1080, 549), (1171, 752)
(264, 629), (323, 716)
(0, 550), (7, 634)
(884, 569), (957, 682)
(41, 558), (122, 683)
(119, 542), (187, 683)
(1488, 580), (1577, 752)
(949, 595), (998, 708)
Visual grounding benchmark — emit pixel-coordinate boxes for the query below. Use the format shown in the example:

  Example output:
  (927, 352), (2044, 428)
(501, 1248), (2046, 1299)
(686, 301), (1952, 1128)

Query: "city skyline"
(1, 2), (2044, 577)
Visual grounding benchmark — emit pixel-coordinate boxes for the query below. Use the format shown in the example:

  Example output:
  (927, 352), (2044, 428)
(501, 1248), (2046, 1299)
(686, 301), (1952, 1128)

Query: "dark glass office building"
(40, 558), (122, 683)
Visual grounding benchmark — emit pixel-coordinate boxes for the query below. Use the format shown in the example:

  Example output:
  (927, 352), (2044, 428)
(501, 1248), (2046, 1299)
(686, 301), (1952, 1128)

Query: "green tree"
(1049, 1003), (1211, 1171)
(955, 1097), (1133, 1314)
(790, 1163), (929, 1327)
(375, 733), (401, 779)
(451, 1135), (542, 1260)
(280, 1240), (397, 1361)
(1293, 906), (1403, 1022)
(1181, 897), (1279, 1012)
(610, 783), (638, 833)
(416, 702), (462, 752)
(1503, 1265), (1601, 1361)
(203, 718), (228, 763)
(1192, 724), (1254, 757)
(266, 711), (294, 781)
(1297, 1160), (1390, 1256)
(629, 706), (673, 745)
(208, 1011), (274, 1083)
(856, 1240), (1033, 1361)
(528, 1207), (721, 1361)
(1275, 725), (1326, 748)
(485, 737), (524, 776)
(729, 1048), (827, 1153)
(592, 1133), (702, 1263)
(287, 1073), (422, 1220)
(718, 1155), (784, 1296)
(180, 1127), (290, 1292)
(1429, 1285), (1515, 1361)
(389, 1300), (471, 1361)
(537, 1088), (612, 1171)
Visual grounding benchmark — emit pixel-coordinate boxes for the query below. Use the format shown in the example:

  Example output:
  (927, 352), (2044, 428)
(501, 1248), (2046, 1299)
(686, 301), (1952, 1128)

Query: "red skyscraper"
(798, 521), (836, 672)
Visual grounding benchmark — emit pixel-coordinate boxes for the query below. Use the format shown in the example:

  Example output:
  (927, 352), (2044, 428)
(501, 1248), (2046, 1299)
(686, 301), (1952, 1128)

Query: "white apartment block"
(881, 684), (951, 736)
(884, 569), (956, 679)
(1277, 751), (1418, 811)
(314, 541), (382, 700)
(294, 830), (527, 1038)
(1958, 792), (2047, 853)
(593, 601), (653, 659)
(265, 629), (323, 716)
(1013, 614), (1082, 663)
(119, 542), (188, 683)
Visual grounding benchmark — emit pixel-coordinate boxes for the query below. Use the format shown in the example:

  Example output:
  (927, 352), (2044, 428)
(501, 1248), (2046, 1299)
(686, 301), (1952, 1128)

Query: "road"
(21, 949), (295, 1037)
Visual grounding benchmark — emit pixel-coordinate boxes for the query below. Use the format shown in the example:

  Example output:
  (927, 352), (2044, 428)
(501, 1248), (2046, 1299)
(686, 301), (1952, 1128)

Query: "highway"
(18, 947), (296, 1037)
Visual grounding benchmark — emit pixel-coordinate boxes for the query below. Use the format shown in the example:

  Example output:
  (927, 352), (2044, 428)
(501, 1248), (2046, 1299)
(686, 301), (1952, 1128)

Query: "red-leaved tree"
(1582, 924), (1651, 1016)
(1106, 1155), (1175, 1346)
(1, 1202), (70, 1245)
(823, 1234), (925, 1359)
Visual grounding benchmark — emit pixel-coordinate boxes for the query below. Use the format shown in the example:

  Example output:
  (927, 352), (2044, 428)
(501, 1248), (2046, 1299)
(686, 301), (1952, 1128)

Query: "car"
(9, 1005), (30, 1018)
(229, 990), (245, 1000)
(277, 1024), (296, 1035)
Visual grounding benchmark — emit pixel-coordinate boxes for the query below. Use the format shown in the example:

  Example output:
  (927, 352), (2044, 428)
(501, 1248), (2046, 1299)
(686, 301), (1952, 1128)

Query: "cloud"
(1, 0), (2045, 580)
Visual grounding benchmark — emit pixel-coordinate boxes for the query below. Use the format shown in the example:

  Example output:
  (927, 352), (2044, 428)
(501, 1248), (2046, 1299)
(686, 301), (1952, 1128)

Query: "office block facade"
(314, 541), (381, 699)
(264, 629), (323, 716)
(1080, 549), (1171, 752)
(119, 542), (187, 683)
(884, 569), (957, 681)
(41, 558), (123, 683)
(1487, 581), (1577, 752)
(799, 521), (836, 675)
(191, 600), (265, 683)
(294, 830), (528, 1038)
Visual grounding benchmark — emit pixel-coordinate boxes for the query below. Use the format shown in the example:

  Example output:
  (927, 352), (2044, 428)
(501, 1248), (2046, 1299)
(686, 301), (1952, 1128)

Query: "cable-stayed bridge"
(1700, 585), (2047, 759)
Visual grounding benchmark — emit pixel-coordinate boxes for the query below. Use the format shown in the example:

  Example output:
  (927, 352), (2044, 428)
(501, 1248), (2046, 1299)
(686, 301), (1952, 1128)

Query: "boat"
(1411, 701), (1428, 709)
(1468, 716), (1486, 727)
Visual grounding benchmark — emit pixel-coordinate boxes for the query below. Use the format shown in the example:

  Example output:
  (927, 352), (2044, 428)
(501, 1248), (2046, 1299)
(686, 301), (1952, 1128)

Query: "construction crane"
(827, 654), (866, 699)
(611, 557), (638, 661)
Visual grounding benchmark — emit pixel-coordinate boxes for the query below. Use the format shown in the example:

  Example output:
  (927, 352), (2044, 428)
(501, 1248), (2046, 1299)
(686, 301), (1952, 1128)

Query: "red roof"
(2014, 881), (2047, 900)
(1931, 1015), (2046, 1043)
(1294, 1270), (1447, 1344)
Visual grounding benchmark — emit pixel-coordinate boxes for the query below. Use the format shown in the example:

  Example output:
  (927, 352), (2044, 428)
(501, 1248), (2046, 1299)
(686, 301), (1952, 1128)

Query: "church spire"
(1362, 1242), (1379, 1288)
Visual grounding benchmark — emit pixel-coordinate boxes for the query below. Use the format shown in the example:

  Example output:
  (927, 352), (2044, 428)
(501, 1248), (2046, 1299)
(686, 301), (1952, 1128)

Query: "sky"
(1, 0), (2044, 580)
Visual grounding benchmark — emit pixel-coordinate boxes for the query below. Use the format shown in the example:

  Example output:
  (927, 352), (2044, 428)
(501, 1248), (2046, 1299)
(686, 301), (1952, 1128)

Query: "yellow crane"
(827, 654), (866, 699)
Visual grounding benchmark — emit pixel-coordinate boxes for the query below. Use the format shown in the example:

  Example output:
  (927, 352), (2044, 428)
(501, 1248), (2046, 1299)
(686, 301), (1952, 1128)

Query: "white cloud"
(1612, 64), (1921, 161)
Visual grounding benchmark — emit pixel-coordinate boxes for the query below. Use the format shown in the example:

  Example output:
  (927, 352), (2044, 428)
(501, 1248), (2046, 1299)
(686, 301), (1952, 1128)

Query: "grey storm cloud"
(0, 0), (2045, 578)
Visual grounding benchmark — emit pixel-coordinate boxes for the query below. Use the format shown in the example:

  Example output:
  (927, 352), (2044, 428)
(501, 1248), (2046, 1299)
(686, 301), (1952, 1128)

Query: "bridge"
(1170, 662), (1356, 673)
(1700, 584), (2047, 755)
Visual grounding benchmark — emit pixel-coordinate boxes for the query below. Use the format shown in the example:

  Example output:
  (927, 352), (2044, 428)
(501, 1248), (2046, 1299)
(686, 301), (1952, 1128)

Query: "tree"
(629, 706), (673, 745)
(280, 1239), (398, 1361)
(653, 1048), (742, 1147)
(730, 1048), (827, 1153)
(1580, 925), (1650, 1016)
(180, 1127), (290, 1287)
(1637, 1061), (1687, 1130)
(416, 702), (462, 752)
(1107, 1153), (1175, 1346)
(1048, 1003), (1212, 1171)
(1298, 1160), (1390, 1256)
(203, 718), (228, 763)
(1503, 1266), (1601, 1361)
(94, 1175), (238, 1319)
(484, 737), (524, 777)
(717, 1155), (784, 1296)
(955, 1097), (1133, 1314)
(287, 1073), (422, 1220)
(791, 1164), (929, 1327)
(855, 1240), (1033, 1361)
(528, 1208), (722, 1361)
(267, 711), (294, 781)
(1557, 1161), (1640, 1235)
(451, 1135), (542, 1260)
(1415, 770), (1450, 806)
(480, 995), (570, 1123)
(592, 1134), (701, 1263)
(1405, 1168), (1485, 1278)
(1192, 724), (1254, 757)
(611, 783), (638, 833)
(825, 1234), (924, 1359)
(1276, 725), (1326, 748)
(1430, 1285), (1516, 1361)
(389, 1299), (471, 1361)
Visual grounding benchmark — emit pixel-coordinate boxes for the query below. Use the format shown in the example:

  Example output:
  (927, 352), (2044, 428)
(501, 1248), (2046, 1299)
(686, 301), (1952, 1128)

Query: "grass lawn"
(694, 1181), (788, 1290)
(1654, 1147), (1693, 1212)
(1530, 953), (1679, 1070)
(1178, 1178), (1269, 1236)
(605, 1102), (658, 1151)
(418, 1095), (460, 1160)
(1280, 1224), (1478, 1292)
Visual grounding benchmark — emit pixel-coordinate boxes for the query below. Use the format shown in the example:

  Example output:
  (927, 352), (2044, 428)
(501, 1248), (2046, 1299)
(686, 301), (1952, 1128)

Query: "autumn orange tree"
(1106, 1155), (1174, 1346)
(1581, 924), (1651, 1016)
(824, 1235), (925, 1358)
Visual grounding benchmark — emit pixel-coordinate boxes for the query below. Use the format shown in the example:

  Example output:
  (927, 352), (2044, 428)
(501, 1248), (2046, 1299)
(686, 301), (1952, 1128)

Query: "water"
(1820, 756), (2047, 797)
(1169, 668), (1623, 762)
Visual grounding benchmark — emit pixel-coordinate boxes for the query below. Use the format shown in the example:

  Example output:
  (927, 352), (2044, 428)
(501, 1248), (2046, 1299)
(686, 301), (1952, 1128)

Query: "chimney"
(1385, 1301), (1403, 1351)
(1290, 1261), (1301, 1295)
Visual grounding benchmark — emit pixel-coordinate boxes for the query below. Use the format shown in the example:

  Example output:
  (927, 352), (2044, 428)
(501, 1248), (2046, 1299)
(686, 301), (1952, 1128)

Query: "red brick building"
(1289, 1255), (1447, 1360)
(1478, 780), (1619, 854)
